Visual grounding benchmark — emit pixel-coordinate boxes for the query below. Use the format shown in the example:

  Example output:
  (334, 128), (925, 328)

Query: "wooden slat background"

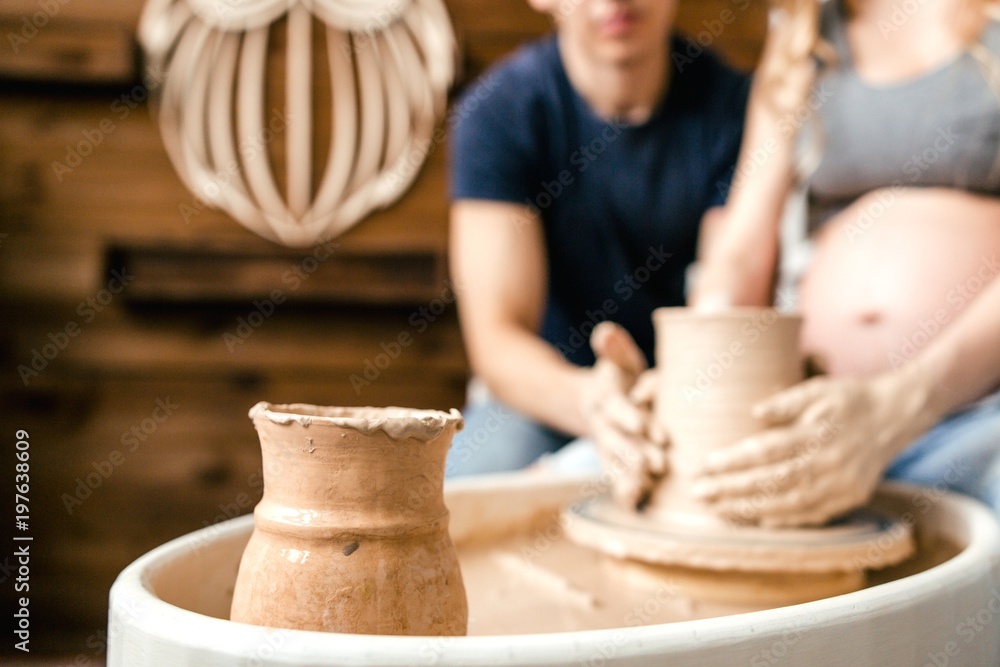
(0, 0), (765, 658)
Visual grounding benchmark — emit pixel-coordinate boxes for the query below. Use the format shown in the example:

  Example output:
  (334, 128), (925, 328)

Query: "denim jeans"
(445, 394), (572, 478)
(885, 390), (1000, 515)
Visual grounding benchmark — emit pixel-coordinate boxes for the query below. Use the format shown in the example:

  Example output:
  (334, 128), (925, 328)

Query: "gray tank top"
(807, 0), (1000, 229)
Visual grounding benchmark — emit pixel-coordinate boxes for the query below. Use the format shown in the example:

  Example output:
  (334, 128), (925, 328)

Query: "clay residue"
(455, 510), (953, 636)
(459, 522), (763, 634)
(248, 403), (463, 440)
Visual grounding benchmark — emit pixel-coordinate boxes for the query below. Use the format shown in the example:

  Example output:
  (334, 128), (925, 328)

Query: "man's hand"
(691, 361), (943, 527)
(582, 322), (668, 509)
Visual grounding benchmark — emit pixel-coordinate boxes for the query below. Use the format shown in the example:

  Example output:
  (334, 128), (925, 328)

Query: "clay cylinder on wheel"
(647, 308), (804, 526)
(230, 403), (467, 635)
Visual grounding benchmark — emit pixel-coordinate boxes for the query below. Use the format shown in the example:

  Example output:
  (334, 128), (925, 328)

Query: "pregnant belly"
(800, 188), (1000, 377)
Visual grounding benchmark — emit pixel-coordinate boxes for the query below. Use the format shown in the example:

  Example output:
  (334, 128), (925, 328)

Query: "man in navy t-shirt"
(447, 0), (749, 503)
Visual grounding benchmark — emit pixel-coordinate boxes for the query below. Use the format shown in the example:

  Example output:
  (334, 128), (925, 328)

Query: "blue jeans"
(886, 391), (1000, 514)
(445, 395), (572, 477)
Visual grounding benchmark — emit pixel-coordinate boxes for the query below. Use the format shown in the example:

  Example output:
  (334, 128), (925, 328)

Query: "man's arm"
(451, 199), (664, 504)
(450, 199), (588, 436)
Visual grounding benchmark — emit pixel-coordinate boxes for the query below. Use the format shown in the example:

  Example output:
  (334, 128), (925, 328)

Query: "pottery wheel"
(562, 494), (915, 575)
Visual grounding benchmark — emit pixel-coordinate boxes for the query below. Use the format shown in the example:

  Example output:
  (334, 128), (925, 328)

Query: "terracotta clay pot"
(230, 403), (467, 635)
(646, 308), (804, 526)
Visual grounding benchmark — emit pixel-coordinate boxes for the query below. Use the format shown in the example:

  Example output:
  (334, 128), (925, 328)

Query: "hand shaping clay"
(562, 308), (915, 601)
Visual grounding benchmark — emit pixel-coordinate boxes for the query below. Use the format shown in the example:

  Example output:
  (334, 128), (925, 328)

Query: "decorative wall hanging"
(139, 0), (457, 247)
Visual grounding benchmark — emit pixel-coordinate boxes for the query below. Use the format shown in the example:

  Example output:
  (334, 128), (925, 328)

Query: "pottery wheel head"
(561, 492), (915, 575)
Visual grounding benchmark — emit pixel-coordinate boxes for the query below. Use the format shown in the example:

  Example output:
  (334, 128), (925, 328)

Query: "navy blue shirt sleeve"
(449, 67), (541, 205)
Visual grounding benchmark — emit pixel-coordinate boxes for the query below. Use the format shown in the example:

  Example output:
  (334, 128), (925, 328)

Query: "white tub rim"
(108, 477), (1000, 663)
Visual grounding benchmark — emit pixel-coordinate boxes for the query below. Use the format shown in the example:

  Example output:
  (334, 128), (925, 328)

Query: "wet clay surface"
(248, 403), (463, 440)
(647, 308), (804, 527)
(457, 511), (959, 636)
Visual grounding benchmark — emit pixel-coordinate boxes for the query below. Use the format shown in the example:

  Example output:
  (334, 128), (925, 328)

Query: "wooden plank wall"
(0, 0), (765, 658)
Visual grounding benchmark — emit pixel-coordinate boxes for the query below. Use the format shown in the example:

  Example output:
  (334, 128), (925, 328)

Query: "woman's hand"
(691, 361), (944, 527)
(581, 322), (668, 509)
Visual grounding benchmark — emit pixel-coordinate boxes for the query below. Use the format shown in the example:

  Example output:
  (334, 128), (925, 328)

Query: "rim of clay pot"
(248, 402), (464, 439)
(652, 306), (802, 322)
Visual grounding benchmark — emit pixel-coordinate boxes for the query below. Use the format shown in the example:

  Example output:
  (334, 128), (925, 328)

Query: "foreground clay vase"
(647, 308), (804, 526)
(230, 403), (467, 635)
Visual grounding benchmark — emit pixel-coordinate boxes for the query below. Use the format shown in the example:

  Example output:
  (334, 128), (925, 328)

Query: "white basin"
(108, 474), (1000, 666)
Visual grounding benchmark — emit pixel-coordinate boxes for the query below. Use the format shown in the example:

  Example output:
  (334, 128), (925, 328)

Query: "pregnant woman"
(692, 0), (1000, 525)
